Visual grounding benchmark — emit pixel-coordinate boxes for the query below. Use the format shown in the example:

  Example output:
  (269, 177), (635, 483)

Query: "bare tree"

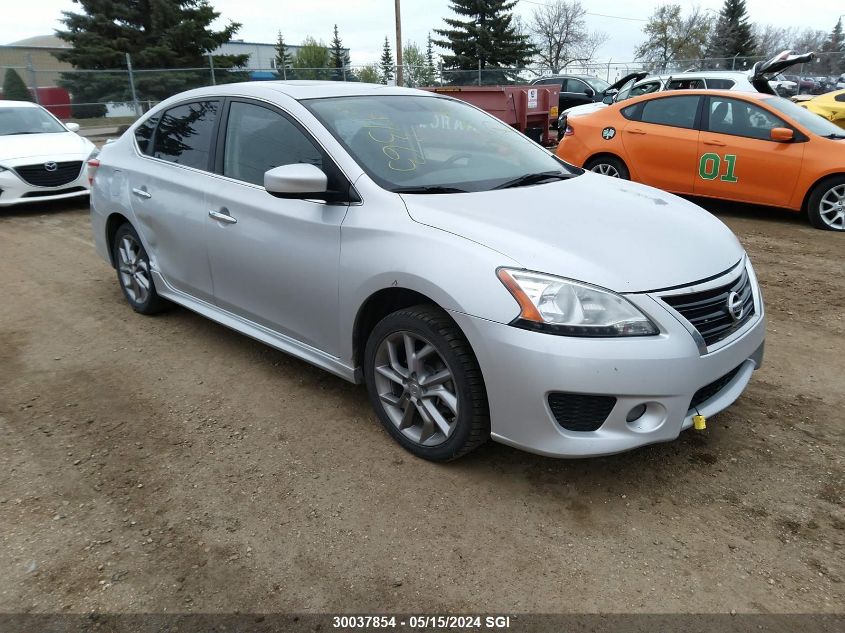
(754, 24), (826, 61)
(529, 0), (607, 74)
(635, 4), (713, 71)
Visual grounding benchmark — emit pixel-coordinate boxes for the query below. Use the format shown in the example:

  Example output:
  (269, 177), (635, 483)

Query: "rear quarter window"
(705, 79), (736, 89)
(134, 115), (159, 156)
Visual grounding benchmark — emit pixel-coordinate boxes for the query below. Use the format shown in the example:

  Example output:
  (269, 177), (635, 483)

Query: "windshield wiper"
(493, 171), (574, 190)
(822, 133), (845, 139)
(393, 185), (469, 194)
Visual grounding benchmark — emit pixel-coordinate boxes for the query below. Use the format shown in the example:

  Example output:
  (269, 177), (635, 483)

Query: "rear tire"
(806, 176), (845, 231)
(363, 305), (489, 462)
(585, 155), (629, 179)
(112, 223), (170, 314)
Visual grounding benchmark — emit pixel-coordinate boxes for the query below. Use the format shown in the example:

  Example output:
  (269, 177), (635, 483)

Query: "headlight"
(497, 268), (658, 337)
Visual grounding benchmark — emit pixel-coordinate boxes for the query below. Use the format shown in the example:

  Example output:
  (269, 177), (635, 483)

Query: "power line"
(517, 0), (648, 22)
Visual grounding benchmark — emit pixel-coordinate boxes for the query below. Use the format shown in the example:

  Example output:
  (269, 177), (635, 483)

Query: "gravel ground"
(0, 198), (842, 615)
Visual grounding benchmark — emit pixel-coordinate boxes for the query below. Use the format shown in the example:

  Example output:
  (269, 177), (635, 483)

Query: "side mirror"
(602, 88), (618, 105)
(770, 127), (794, 142)
(65, 122), (80, 132)
(264, 163), (328, 198)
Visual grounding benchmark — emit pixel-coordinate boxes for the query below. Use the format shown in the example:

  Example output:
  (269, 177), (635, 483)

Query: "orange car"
(556, 89), (845, 231)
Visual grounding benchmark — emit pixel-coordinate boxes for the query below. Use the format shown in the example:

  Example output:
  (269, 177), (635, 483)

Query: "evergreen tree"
(704, 0), (757, 69)
(424, 33), (437, 85)
(433, 0), (535, 84)
(820, 18), (844, 75)
(3, 68), (33, 101)
(329, 25), (351, 81)
(292, 37), (330, 80)
(275, 31), (293, 79)
(55, 0), (249, 117)
(380, 37), (394, 84)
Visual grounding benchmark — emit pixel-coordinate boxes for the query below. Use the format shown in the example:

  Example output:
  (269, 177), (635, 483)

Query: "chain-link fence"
(1, 51), (842, 124)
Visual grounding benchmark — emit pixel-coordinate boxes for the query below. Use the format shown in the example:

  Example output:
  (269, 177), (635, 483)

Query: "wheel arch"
(352, 287), (458, 370)
(584, 151), (628, 170)
(105, 212), (132, 268)
(800, 172), (845, 213)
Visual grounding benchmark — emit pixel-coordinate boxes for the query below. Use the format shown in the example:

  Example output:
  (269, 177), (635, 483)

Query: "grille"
(548, 393), (616, 432)
(21, 186), (87, 198)
(689, 364), (743, 411)
(14, 161), (83, 187)
(662, 267), (755, 347)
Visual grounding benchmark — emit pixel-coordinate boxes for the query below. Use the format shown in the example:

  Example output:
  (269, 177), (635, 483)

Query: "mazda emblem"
(44, 161), (58, 172)
(726, 291), (744, 322)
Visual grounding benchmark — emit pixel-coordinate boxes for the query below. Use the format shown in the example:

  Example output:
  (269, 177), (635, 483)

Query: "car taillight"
(564, 125), (574, 137)
(87, 158), (100, 185)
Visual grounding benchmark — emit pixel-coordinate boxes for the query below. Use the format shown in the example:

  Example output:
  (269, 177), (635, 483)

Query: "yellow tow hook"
(693, 414), (707, 431)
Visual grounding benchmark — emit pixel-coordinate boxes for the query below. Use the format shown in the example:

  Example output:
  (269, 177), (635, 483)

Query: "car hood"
(401, 173), (744, 293)
(0, 132), (93, 162)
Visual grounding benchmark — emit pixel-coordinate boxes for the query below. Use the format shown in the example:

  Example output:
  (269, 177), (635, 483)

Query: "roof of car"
(177, 81), (430, 101)
(626, 88), (773, 102)
(0, 100), (41, 109)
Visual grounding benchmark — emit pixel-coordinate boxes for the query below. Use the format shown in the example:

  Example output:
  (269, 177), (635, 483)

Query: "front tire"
(363, 305), (489, 461)
(807, 177), (845, 231)
(585, 155), (630, 179)
(112, 223), (169, 314)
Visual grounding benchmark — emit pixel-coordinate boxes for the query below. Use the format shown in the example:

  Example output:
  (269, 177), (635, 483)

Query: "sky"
(4, 0), (843, 66)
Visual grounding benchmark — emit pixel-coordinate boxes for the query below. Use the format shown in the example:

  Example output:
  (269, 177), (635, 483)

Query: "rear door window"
(666, 78), (705, 90)
(639, 95), (701, 129)
(152, 101), (220, 170)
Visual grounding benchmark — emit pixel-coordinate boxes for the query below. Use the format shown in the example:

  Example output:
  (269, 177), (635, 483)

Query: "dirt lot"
(0, 198), (842, 615)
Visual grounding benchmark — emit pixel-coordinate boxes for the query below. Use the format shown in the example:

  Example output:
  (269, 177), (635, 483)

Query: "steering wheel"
(441, 152), (473, 168)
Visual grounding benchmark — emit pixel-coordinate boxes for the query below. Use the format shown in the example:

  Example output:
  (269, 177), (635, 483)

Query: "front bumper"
(0, 162), (89, 207)
(450, 270), (766, 458)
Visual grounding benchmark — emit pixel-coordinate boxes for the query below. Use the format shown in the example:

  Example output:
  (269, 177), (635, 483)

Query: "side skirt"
(151, 270), (358, 383)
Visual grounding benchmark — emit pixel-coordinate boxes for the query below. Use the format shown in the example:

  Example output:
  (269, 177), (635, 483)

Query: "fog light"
(626, 404), (647, 423)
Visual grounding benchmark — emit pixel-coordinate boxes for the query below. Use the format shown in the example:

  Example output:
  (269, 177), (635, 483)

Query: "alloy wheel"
(117, 234), (151, 304)
(373, 331), (459, 447)
(819, 184), (845, 230)
(591, 163), (620, 178)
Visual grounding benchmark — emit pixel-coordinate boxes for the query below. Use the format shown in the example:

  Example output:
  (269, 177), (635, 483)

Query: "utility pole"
(395, 0), (403, 87)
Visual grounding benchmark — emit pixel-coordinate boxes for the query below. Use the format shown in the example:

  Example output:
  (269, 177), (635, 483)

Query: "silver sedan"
(90, 81), (765, 461)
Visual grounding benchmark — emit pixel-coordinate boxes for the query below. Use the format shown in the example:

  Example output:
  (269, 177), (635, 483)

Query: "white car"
(837, 74), (845, 90)
(559, 51), (814, 130)
(0, 100), (96, 207)
(559, 71), (759, 130)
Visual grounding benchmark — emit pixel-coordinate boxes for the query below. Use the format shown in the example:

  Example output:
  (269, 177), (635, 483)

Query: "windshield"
(765, 96), (845, 137)
(304, 95), (577, 192)
(0, 106), (67, 136)
(583, 77), (610, 93)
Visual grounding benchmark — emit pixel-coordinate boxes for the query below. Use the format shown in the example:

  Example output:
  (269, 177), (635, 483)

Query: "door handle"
(131, 187), (151, 199)
(627, 128), (646, 135)
(703, 139), (727, 146)
(208, 209), (237, 225)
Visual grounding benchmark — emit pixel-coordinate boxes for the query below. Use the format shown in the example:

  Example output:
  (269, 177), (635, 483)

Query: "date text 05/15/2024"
(332, 615), (512, 629)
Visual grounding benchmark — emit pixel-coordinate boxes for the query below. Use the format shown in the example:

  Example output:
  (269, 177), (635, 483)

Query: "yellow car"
(797, 90), (845, 129)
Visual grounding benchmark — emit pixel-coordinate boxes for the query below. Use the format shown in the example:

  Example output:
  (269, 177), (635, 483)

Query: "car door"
(127, 100), (220, 302)
(559, 78), (594, 111)
(694, 95), (805, 207)
(204, 98), (350, 355)
(620, 94), (702, 194)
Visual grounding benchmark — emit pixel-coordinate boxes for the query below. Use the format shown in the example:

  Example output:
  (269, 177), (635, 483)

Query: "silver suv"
(90, 82), (765, 461)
